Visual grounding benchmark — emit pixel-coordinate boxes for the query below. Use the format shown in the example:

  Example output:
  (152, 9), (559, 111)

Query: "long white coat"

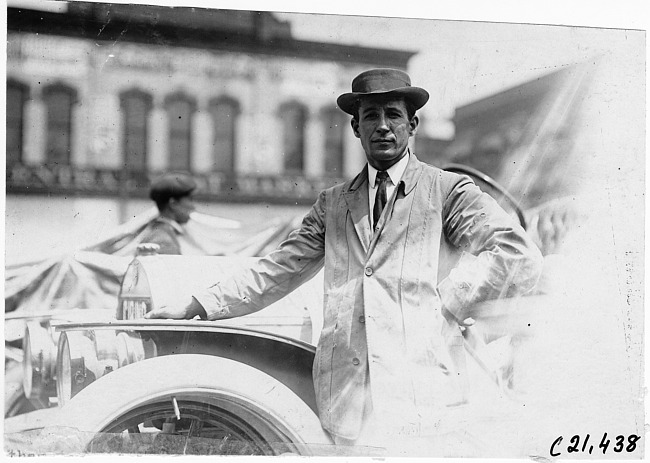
(195, 154), (543, 440)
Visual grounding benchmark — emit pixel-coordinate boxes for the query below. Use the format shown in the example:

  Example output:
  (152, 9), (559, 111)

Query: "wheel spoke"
(187, 419), (203, 438)
(95, 399), (286, 455)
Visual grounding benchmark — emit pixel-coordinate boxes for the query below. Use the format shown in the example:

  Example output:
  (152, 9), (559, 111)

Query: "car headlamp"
(56, 329), (150, 406)
(114, 331), (147, 367)
(56, 331), (98, 407)
(22, 322), (58, 401)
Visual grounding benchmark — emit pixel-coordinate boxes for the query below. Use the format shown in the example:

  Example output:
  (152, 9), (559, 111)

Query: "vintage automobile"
(7, 165), (638, 458)
(4, 166), (533, 456)
(6, 249), (336, 455)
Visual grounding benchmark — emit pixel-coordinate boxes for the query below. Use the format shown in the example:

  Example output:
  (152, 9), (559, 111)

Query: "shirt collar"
(158, 216), (184, 235)
(368, 150), (411, 188)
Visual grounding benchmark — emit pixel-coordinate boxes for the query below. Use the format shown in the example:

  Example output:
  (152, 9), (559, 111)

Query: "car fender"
(54, 354), (333, 454)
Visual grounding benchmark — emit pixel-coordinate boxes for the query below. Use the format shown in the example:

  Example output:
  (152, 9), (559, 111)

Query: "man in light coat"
(146, 69), (543, 454)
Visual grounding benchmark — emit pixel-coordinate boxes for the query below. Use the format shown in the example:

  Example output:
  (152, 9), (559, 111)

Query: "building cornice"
(7, 6), (416, 69)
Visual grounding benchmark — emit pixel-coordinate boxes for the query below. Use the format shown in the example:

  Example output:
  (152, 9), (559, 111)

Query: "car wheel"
(5, 390), (37, 418)
(4, 361), (37, 417)
(55, 354), (333, 455)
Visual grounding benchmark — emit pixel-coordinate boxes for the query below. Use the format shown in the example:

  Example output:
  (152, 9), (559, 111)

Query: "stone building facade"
(6, 2), (416, 206)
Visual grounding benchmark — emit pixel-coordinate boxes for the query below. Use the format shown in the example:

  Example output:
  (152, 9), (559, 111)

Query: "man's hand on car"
(145, 297), (207, 320)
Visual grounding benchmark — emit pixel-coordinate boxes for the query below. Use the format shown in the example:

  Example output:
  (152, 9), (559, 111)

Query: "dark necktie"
(373, 171), (390, 230)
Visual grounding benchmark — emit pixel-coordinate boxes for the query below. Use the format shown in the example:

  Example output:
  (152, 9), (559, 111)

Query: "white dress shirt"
(368, 151), (410, 231)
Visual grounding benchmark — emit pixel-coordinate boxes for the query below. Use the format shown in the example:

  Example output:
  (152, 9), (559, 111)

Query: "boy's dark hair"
(149, 172), (196, 212)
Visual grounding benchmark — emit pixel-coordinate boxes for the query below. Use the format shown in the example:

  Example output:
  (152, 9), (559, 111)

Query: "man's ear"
(351, 118), (361, 138)
(409, 115), (419, 137)
(167, 198), (179, 212)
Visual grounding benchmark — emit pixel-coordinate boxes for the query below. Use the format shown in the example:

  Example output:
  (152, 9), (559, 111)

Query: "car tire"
(4, 361), (37, 417)
(55, 354), (333, 455)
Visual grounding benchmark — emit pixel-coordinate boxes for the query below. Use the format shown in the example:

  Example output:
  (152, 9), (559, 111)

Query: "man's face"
(170, 195), (195, 224)
(352, 96), (418, 171)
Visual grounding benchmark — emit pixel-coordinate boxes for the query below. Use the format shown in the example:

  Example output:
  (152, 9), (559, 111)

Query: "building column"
(112, 95), (125, 170)
(191, 106), (213, 173)
(232, 108), (243, 174)
(23, 88), (46, 165)
(87, 94), (121, 169)
(241, 67), (279, 174)
(70, 95), (86, 167)
(148, 98), (168, 172)
(344, 126), (365, 176)
(304, 109), (324, 177)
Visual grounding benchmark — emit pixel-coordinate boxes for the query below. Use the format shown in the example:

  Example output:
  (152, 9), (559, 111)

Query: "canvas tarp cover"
(4, 209), (303, 316)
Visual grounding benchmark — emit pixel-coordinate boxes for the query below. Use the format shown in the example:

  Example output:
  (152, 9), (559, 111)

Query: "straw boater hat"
(336, 68), (429, 115)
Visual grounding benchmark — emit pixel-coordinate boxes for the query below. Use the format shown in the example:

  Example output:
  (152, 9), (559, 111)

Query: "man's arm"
(437, 174), (544, 322)
(146, 191), (327, 320)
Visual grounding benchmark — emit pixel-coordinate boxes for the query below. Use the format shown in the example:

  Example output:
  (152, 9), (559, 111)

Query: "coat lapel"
(399, 152), (424, 197)
(342, 155), (424, 256)
(367, 154), (424, 255)
(343, 167), (371, 253)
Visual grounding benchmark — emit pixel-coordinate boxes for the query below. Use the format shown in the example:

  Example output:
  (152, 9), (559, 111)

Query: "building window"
(120, 89), (152, 172)
(7, 80), (29, 165)
(43, 83), (77, 165)
(322, 107), (346, 175)
(279, 101), (308, 173)
(209, 96), (240, 172)
(165, 93), (196, 171)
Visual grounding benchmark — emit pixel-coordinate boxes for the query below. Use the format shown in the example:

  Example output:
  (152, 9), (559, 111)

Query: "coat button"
(358, 315), (365, 324)
(352, 358), (360, 366)
(364, 267), (373, 276)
